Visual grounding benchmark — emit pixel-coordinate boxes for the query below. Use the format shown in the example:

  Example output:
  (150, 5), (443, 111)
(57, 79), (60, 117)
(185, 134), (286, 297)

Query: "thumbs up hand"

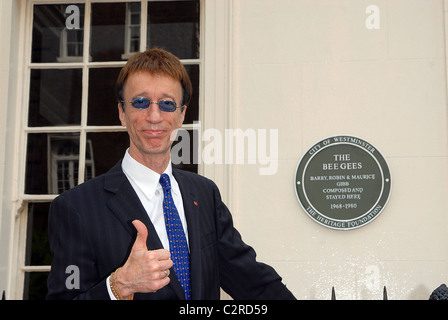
(114, 220), (173, 299)
(131, 219), (150, 251)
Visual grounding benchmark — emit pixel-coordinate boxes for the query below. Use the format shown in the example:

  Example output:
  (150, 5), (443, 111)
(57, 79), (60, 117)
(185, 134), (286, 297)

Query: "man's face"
(118, 71), (186, 166)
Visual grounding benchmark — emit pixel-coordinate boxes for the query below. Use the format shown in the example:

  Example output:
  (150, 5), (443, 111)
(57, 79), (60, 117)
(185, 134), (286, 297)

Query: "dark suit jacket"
(46, 161), (295, 300)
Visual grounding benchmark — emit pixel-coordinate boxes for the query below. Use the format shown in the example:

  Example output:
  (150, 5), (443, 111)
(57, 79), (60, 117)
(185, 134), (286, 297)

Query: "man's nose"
(145, 101), (163, 122)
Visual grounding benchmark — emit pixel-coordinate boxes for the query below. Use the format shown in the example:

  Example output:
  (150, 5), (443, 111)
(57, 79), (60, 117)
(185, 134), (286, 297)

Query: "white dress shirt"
(121, 149), (188, 249)
(107, 149), (188, 299)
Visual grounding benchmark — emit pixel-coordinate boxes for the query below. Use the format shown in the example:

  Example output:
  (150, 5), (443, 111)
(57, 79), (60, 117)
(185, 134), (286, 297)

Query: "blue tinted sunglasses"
(121, 97), (182, 112)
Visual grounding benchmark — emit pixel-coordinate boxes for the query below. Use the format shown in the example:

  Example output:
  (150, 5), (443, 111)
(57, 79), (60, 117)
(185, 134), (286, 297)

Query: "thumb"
(131, 219), (148, 250)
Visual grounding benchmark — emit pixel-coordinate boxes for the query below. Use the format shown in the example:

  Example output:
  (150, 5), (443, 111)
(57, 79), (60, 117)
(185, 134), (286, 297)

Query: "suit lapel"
(104, 162), (163, 251)
(104, 162), (185, 300)
(173, 169), (203, 300)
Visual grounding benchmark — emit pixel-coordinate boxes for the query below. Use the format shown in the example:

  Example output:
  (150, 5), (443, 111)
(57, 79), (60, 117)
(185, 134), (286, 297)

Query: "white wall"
(0, 0), (22, 298)
(231, 0), (448, 299)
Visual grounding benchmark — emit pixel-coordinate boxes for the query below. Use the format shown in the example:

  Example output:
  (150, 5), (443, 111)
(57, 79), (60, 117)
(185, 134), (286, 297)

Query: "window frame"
(11, 0), (206, 299)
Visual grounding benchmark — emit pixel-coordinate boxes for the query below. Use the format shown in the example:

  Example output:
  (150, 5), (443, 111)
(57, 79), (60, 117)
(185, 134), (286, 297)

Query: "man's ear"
(179, 105), (187, 126)
(118, 102), (126, 127)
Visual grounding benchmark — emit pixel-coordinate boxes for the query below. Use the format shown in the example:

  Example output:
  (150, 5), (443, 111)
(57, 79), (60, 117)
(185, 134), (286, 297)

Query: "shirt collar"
(122, 149), (174, 199)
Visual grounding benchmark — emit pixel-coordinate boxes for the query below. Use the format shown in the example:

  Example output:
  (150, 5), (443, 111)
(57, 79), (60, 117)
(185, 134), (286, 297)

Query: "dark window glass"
(32, 4), (85, 63)
(23, 272), (49, 300)
(88, 67), (122, 126)
(25, 133), (81, 194)
(147, 1), (200, 59)
(183, 64), (199, 124)
(85, 132), (129, 179)
(90, 2), (140, 62)
(25, 203), (51, 266)
(28, 69), (82, 127)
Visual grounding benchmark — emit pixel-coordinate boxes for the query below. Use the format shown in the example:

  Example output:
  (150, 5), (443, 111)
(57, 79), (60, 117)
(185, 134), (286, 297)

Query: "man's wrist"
(109, 268), (134, 300)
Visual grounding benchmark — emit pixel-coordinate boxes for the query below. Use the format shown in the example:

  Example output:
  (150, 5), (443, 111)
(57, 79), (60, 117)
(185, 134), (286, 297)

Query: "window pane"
(183, 64), (199, 124)
(90, 2), (140, 62)
(25, 133), (80, 194)
(25, 203), (51, 266)
(23, 272), (49, 300)
(32, 4), (85, 63)
(85, 132), (129, 179)
(147, 0), (200, 59)
(28, 69), (82, 127)
(88, 67), (122, 126)
(172, 130), (198, 173)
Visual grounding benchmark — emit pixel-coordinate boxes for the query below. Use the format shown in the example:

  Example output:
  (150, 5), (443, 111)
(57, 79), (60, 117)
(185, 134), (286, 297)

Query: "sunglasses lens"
(132, 97), (150, 109)
(129, 98), (178, 111)
(159, 100), (177, 112)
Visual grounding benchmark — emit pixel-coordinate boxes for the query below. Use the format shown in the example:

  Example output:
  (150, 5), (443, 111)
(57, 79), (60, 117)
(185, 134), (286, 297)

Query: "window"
(47, 134), (95, 194)
(123, 3), (141, 59)
(20, 0), (201, 299)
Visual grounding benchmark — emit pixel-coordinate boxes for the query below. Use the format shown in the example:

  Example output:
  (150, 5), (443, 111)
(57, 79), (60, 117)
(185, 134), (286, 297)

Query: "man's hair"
(116, 48), (192, 111)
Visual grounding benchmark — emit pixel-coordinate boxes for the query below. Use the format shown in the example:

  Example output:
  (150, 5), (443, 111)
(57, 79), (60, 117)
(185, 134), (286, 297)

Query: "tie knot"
(159, 173), (171, 191)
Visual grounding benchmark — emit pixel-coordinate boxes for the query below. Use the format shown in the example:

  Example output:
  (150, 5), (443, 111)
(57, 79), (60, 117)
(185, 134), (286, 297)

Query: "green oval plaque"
(295, 136), (391, 230)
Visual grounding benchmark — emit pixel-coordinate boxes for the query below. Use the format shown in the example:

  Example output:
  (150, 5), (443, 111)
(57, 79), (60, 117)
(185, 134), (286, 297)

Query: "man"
(47, 48), (295, 300)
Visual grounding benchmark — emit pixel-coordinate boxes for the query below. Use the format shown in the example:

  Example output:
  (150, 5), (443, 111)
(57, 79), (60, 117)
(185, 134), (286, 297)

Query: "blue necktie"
(159, 173), (191, 300)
